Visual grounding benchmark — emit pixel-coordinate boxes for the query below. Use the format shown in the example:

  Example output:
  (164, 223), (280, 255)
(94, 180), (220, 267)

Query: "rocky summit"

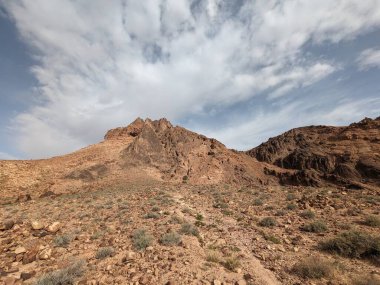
(0, 117), (379, 285)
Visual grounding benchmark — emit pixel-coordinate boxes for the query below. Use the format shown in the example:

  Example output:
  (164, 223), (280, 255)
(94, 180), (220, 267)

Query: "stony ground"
(1, 181), (379, 285)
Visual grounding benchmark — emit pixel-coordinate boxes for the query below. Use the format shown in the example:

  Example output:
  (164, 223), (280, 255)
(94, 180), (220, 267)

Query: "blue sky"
(0, 0), (380, 159)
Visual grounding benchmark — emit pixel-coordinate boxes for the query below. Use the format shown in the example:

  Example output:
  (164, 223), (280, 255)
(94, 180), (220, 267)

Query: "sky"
(0, 0), (380, 160)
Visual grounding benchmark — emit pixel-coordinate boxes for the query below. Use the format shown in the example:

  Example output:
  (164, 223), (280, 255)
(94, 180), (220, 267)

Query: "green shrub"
(291, 257), (333, 279)
(222, 257), (240, 271)
(258, 217), (276, 227)
(363, 215), (380, 227)
(206, 251), (221, 263)
(53, 234), (72, 248)
(160, 232), (181, 246)
(196, 214), (204, 221)
(319, 231), (380, 260)
(253, 198), (263, 206)
(95, 247), (114, 259)
(35, 260), (85, 285)
(132, 229), (153, 250)
(300, 209), (315, 219)
(287, 203), (297, 210)
(180, 223), (199, 236)
(302, 221), (328, 233)
(144, 212), (160, 219)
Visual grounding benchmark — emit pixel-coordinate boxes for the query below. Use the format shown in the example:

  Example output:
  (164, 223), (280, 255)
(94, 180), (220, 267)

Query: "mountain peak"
(104, 117), (173, 140)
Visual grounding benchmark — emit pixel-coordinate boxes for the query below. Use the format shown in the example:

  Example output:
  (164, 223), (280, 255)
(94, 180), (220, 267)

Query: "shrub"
(300, 209), (315, 219)
(206, 251), (221, 263)
(160, 232), (181, 246)
(95, 247), (114, 259)
(275, 210), (286, 216)
(144, 212), (160, 219)
(287, 203), (297, 210)
(253, 198), (263, 206)
(35, 260), (85, 285)
(222, 257), (240, 271)
(179, 223), (199, 236)
(263, 233), (281, 244)
(319, 231), (380, 260)
(132, 229), (153, 250)
(291, 257), (333, 279)
(287, 193), (297, 201)
(302, 221), (328, 233)
(363, 215), (380, 227)
(53, 234), (72, 248)
(353, 274), (380, 285)
(196, 214), (204, 221)
(259, 217), (276, 227)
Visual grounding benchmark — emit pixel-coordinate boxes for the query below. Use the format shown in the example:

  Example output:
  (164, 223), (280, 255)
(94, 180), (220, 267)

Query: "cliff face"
(247, 117), (380, 188)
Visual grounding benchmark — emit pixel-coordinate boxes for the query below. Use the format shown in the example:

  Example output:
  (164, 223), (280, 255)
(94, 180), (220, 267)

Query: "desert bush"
(53, 234), (73, 248)
(291, 257), (333, 279)
(363, 215), (380, 227)
(144, 212), (160, 219)
(319, 230), (380, 260)
(300, 209), (315, 219)
(170, 215), (184, 224)
(287, 203), (297, 210)
(196, 213), (204, 221)
(160, 232), (181, 246)
(275, 210), (286, 216)
(353, 274), (380, 285)
(132, 229), (153, 250)
(263, 233), (281, 244)
(259, 217), (276, 227)
(253, 198), (264, 206)
(35, 260), (85, 285)
(222, 257), (240, 271)
(95, 247), (114, 259)
(302, 220), (328, 233)
(287, 193), (297, 201)
(206, 251), (221, 263)
(180, 223), (199, 236)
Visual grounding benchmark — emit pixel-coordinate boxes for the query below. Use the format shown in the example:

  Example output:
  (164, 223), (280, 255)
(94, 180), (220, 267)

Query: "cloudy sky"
(1, 0), (380, 159)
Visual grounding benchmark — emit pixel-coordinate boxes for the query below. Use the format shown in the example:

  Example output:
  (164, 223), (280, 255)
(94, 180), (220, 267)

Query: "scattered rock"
(14, 247), (26, 255)
(31, 221), (44, 230)
(20, 271), (35, 281)
(47, 222), (61, 233)
(38, 248), (52, 260)
(1, 220), (15, 231)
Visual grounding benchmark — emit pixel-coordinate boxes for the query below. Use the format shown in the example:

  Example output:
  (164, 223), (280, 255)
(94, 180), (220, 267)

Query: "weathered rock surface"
(248, 117), (380, 188)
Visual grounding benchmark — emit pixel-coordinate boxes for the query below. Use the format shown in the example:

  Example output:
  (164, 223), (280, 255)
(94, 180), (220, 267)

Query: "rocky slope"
(247, 117), (380, 188)
(0, 118), (270, 203)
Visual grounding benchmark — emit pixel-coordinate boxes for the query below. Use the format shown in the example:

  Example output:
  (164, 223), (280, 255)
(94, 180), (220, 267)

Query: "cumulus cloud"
(1, 0), (380, 158)
(357, 47), (380, 69)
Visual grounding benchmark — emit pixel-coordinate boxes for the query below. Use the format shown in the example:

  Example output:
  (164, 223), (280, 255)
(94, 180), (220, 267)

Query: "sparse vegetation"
(53, 234), (73, 248)
(95, 247), (114, 259)
(160, 232), (182, 246)
(222, 257), (240, 271)
(352, 274), (380, 285)
(132, 229), (153, 250)
(286, 203), (297, 210)
(144, 212), (160, 219)
(206, 251), (221, 263)
(300, 209), (315, 219)
(180, 222), (199, 236)
(319, 230), (380, 260)
(291, 257), (333, 279)
(362, 215), (380, 227)
(254, 198), (264, 206)
(259, 217), (276, 227)
(35, 260), (85, 285)
(301, 220), (328, 233)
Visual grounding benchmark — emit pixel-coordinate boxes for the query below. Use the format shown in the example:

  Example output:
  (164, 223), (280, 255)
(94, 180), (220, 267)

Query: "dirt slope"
(247, 117), (380, 188)
(0, 118), (270, 202)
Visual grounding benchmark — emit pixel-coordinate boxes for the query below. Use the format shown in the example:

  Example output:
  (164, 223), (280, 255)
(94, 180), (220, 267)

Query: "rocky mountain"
(247, 117), (380, 188)
(0, 118), (271, 203)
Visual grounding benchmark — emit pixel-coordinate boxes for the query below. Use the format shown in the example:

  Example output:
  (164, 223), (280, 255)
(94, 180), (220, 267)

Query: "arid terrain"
(1, 117), (379, 285)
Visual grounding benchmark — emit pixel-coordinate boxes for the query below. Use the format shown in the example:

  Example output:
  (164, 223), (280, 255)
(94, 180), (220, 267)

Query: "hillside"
(1, 117), (380, 285)
(247, 117), (380, 189)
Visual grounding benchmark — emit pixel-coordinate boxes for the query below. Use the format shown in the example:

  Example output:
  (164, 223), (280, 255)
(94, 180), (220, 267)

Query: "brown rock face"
(247, 117), (380, 188)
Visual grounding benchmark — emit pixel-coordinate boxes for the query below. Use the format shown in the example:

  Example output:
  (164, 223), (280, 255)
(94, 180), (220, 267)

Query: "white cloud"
(1, 0), (380, 158)
(357, 47), (380, 69)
